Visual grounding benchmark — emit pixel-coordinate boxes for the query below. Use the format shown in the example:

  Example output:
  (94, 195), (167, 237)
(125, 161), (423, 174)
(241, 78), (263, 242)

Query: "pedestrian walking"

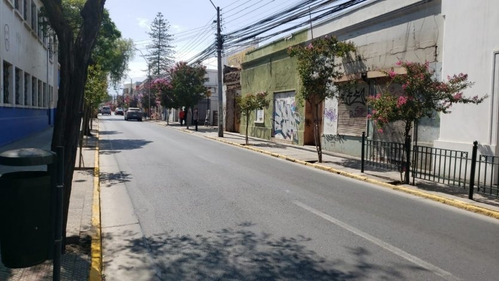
(193, 108), (199, 131)
(179, 109), (185, 125)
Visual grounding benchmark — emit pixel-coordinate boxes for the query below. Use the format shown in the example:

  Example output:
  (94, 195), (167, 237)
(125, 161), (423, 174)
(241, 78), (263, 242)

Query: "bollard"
(53, 146), (64, 281)
(469, 141), (478, 200)
(361, 132), (365, 173)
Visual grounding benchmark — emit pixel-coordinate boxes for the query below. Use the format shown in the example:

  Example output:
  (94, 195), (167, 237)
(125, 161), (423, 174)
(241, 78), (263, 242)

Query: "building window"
(15, 68), (22, 105)
(24, 73), (30, 106)
(31, 1), (37, 31)
(15, 0), (20, 10)
(38, 80), (42, 107)
(49, 85), (53, 108)
(32, 77), (37, 106)
(23, 0), (29, 21)
(3, 61), (13, 105)
(38, 16), (44, 39)
(48, 37), (54, 62)
(43, 82), (47, 107)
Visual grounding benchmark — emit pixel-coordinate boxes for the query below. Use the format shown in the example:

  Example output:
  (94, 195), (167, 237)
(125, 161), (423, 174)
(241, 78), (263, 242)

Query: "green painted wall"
(240, 31), (308, 143)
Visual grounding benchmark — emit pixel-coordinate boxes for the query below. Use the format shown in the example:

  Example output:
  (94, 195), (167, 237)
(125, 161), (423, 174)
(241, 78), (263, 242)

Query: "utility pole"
(148, 64), (151, 119)
(211, 0), (224, 137)
(217, 6), (224, 137)
(130, 78), (133, 97)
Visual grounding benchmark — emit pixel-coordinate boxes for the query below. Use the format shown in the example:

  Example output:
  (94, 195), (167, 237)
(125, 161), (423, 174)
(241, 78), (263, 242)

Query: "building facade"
(0, 0), (59, 147)
(238, 0), (498, 159)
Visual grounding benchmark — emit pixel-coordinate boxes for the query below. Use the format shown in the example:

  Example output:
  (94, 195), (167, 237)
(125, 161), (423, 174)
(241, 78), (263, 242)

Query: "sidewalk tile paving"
(0, 127), (96, 281)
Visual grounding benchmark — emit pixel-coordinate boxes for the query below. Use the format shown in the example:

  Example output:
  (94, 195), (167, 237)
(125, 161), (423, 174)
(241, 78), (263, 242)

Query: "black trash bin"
(0, 148), (55, 268)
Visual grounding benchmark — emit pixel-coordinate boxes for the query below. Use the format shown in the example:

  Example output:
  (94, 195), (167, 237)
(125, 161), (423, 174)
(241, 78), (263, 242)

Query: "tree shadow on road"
(100, 171), (132, 187)
(103, 222), (422, 280)
(99, 139), (152, 155)
(99, 130), (122, 135)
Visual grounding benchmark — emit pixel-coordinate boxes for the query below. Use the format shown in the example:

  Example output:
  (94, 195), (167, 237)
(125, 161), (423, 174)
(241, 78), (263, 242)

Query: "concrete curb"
(89, 125), (103, 281)
(205, 135), (499, 219)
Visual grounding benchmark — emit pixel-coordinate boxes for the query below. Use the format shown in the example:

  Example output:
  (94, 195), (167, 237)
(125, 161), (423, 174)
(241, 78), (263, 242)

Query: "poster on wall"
(337, 84), (368, 136)
(256, 109), (264, 123)
(324, 98), (338, 135)
(273, 91), (300, 143)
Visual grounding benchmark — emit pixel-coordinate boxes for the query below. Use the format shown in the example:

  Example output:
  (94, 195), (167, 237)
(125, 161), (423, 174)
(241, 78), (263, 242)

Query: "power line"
(175, 16), (216, 61)
(186, 0), (367, 65)
(225, 0), (364, 45)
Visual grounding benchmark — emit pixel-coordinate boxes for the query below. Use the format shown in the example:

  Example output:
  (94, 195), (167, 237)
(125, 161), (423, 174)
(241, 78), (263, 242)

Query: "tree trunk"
(245, 112), (249, 145)
(403, 121), (412, 184)
(313, 102), (323, 163)
(43, 0), (106, 246)
(82, 104), (92, 136)
(51, 61), (88, 246)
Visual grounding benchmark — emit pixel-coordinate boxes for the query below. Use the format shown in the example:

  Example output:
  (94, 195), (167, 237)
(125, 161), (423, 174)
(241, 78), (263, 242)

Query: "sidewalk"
(157, 120), (499, 218)
(0, 125), (97, 281)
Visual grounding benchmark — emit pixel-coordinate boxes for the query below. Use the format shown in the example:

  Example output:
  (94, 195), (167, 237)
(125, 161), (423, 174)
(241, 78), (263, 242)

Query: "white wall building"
(309, 0), (498, 158)
(0, 0), (59, 146)
(436, 0), (498, 156)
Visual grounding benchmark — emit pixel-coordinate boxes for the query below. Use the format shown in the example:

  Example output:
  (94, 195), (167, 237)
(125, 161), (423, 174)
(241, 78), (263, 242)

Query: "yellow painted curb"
(89, 125), (103, 281)
(204, 134), (498, 219)
(308, 163), (499, 219)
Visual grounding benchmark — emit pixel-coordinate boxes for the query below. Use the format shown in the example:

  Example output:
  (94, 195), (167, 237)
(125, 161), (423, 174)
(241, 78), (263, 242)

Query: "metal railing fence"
(361, 133), (499, 198)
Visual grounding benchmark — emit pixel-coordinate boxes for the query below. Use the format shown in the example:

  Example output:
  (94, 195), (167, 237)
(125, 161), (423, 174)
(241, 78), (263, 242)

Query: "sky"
(105, 0), (306, 90)
(104, 0), (356, 92)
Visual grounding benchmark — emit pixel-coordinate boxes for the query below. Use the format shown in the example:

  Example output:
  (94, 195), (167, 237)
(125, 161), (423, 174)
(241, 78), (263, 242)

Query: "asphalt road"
(99, 115), (499, 281)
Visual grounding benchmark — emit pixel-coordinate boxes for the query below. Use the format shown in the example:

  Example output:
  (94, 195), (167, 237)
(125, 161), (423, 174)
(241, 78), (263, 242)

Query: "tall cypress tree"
(146, 12), (175, 77)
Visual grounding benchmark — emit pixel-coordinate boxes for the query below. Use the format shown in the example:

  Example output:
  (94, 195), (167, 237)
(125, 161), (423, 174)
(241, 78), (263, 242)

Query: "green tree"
(93, 12), (134, 86)
(367, 61), (486, 183)
(41, 0), (105, 244)
(147, 12), (175, 77)
(80, 64), (107, 166)
(237, 92), (270, 145)
(84, 9), (133, 135)
(169, 62), (207, 128)
(45, 0), (132, 136)
(288, 36), (356, 163)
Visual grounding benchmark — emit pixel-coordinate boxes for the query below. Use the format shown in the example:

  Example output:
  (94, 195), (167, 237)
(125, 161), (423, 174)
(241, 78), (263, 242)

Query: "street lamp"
(209, 0), (224, 137)
(135, 48), (152, 119)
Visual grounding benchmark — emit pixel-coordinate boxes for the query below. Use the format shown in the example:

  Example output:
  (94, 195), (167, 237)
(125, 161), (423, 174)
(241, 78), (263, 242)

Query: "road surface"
(99, 115), (499, 281)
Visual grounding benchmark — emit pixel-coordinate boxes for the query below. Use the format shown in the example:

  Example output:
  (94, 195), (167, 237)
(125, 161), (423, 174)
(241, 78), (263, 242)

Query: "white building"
(202, 69), (219, 125)
(0, 0), (58, 146)
(310, 0), (498, 157)
(436, 0), (498, 156)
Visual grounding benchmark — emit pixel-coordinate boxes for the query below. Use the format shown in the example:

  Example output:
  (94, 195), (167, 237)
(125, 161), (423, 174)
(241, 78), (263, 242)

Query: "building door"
(272, 91), (300, 144)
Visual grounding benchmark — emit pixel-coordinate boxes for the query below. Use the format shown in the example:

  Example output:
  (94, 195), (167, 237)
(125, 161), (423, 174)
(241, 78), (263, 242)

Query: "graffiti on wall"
(324, 98), (338, 135)
(338, 86), (368, 136)
(273, 92), (300, 143)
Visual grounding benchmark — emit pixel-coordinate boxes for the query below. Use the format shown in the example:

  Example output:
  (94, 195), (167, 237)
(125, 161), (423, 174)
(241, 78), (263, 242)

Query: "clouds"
(171, 24), (183, 33)
(137, 17), (150, 31)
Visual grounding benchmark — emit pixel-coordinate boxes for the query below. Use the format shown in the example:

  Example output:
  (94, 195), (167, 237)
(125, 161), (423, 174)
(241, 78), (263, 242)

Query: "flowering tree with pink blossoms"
(151, 77), (178, 110)
(367, 61), (486, 183)
(288, 36), (356, 163)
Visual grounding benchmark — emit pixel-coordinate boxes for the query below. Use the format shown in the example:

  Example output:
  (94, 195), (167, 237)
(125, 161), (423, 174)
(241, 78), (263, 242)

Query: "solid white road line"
(293, 200), (460, 281)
